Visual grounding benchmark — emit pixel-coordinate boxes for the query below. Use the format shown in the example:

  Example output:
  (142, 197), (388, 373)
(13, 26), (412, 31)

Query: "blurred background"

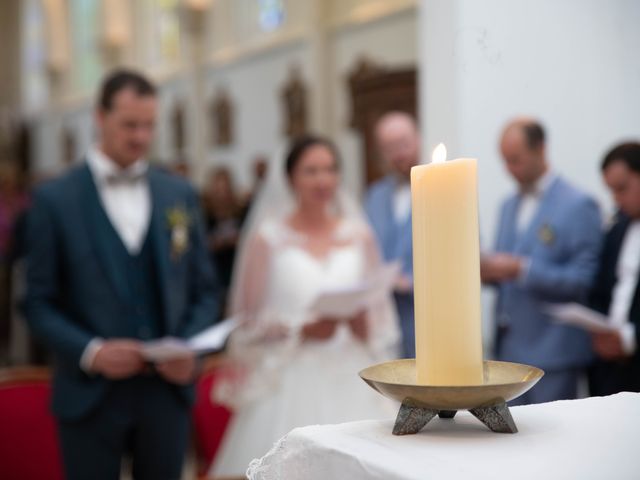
(0, 0), (639, 360)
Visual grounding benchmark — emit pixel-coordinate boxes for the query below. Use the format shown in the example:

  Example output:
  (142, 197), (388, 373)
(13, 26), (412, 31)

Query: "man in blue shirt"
(482, 118), (601, 404)
(365, 112), (419, 358)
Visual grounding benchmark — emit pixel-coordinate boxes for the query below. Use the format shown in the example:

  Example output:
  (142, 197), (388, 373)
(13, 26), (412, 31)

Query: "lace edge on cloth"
(246, 430), (291, 480)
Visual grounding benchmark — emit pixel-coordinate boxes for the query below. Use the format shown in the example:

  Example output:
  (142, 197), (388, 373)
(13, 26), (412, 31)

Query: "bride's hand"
(302, 318), (338, 341)
(348, 311), (368, 342)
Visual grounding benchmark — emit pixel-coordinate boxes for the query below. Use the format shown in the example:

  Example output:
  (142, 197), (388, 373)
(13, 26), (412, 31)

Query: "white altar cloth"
(248, 392), (640, 480)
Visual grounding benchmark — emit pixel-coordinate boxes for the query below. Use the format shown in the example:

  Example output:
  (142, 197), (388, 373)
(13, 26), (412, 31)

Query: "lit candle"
(411, 144), (484, 385)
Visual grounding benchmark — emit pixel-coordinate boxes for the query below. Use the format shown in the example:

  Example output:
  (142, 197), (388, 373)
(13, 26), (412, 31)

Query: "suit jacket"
(365, 175), (413, 278)
(494, 176), (602, 370)
(365, 175), (415, 357)
(588, 213), (640, 393)
(25, 164), (219, 420)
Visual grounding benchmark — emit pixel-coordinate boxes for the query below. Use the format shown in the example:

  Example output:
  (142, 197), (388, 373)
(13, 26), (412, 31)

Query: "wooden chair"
(0, 366), (64, 480)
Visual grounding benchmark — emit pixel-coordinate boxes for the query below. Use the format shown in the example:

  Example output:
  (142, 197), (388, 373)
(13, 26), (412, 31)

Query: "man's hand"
(592, 330), (628, 361)
(481, 253), (523, 283)
(92, 339), (145, 380)
(348, 311), (369, 342)
(302, 318), (338, 341)
(156, 354), (198, 385)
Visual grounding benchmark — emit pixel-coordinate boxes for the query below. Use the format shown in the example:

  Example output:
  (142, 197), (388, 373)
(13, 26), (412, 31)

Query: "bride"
(209, 135), (400, 478)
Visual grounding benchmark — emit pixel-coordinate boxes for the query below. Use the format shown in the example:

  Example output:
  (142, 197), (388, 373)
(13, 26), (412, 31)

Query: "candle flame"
(432, 143), (447, 164)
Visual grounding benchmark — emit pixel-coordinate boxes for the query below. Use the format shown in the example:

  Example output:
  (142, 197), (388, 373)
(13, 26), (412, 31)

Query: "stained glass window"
(258, 0), (285, 32)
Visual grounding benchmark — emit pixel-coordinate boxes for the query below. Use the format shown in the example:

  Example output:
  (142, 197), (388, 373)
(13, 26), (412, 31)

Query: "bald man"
(481, 118), (602, 404)
(365, 112), (419, 358)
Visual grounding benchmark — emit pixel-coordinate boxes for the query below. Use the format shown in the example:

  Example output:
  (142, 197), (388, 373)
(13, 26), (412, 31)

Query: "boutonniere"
(167, 206), (191, 259)
(538, 223), (556, 246)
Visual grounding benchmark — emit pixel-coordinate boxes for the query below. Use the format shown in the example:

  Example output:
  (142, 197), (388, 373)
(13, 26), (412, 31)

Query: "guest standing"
(365, 111), (419, 358)
(589, 142), (640, 395)
(481, 118), (602, 404)
(202, 167), (246, 316)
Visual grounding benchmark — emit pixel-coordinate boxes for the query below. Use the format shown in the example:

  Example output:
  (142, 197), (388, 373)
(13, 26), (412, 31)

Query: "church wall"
(421, 0), (640, 351)
(26, 0), (418, 198)
(330, 8), (418, 199)
(201, 41), (313, 191)
(422, 0), (640, 242)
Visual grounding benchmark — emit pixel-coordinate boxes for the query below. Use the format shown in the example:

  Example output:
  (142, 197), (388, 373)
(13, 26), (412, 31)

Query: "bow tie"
(105, 171), (146, 186)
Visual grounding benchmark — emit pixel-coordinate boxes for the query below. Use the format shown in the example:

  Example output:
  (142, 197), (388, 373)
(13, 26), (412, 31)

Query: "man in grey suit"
(365, 112), (419, 358)
(26, 70), (219, 479)
(481, 118), (602, 405)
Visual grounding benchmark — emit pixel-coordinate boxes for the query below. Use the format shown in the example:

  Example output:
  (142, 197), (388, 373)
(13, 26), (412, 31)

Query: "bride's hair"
(284, 135), (342, 178)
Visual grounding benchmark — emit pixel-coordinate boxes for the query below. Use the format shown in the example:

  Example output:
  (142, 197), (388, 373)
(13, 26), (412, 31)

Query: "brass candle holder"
(360, 359), (544, 434)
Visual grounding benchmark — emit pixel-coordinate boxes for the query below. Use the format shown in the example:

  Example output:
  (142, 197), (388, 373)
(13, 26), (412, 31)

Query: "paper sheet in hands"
(142, 316), (238, 362)
(545, 303), (617, 333)
(309, 262), (401, 318)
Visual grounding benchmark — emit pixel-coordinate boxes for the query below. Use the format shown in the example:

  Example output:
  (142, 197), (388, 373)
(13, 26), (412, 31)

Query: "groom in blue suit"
(482, 118), (602, 405)
(26, 70), (219, 479)
(365, 112), (419, 358)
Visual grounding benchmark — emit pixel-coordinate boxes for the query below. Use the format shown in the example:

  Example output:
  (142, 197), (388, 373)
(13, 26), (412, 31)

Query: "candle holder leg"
(392, 401), (438, 435)
(469, 402), (518, 433)
(438, 410), (457, 419)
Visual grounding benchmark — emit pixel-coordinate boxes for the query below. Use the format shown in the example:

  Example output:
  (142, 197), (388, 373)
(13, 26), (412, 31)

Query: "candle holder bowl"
(359, 359), (544, 434)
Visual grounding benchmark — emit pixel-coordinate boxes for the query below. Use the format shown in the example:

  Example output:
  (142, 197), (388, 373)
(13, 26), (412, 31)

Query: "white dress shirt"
(393, 182), (412, 225)
(87, 147), (151, 254)
(81, 147), (152, 371)
(516, 170), (555, 234)
(515, 171), (556, 282)
(608, 221), (640, 354)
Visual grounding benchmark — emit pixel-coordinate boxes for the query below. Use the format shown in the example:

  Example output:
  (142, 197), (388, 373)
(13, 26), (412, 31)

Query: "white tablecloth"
(248, 393), (640, 480)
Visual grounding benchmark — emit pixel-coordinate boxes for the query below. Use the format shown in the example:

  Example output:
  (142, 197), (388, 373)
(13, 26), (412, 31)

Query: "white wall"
(202, 42), (313, 191)
(331, 8), (418, 199)
(420, 0), (640, 349)
(203, 4), (419, 194)
(422, 0), (640, 241)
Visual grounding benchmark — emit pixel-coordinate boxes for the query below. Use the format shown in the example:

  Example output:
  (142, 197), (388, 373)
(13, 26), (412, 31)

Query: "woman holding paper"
(210, 136), (399, 477)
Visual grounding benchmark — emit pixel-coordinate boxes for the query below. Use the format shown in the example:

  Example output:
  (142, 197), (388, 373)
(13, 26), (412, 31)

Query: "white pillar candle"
(411, 144), (484, 385)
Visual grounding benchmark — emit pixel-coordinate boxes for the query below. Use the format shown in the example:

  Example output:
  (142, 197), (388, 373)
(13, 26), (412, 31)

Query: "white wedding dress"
(209, 218), (399, 478)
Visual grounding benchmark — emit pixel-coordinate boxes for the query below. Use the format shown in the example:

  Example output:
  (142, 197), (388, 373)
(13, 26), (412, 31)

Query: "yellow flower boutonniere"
(538, 223), (556, 246)
(167, 206), (191, 259)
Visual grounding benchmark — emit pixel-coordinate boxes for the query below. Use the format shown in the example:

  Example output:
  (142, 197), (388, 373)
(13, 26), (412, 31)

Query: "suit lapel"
(516, 178), (560, 254)
(148, 169), (173, 330)
(384, 178), (413, 260)
(608, 218), (640, 323)
(80, 164), (130, 302)
(498, 196), (519, 252)
(395, 212), (413, 259)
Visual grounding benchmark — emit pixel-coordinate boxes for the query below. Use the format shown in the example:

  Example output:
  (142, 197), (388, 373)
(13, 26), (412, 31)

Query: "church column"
(307, 0), (333, 137)
(100, 0), (132, 69)
(0, 0), (22, 112)
(43, 0), (71, 104)
(183, 0), (210, 187)
(42, 0), (72, 169)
